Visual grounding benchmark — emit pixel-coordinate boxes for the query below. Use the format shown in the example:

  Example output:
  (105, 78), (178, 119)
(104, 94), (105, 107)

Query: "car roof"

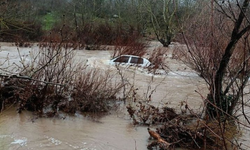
(121, 55), (139, 57)
(113, 55), (146, 59)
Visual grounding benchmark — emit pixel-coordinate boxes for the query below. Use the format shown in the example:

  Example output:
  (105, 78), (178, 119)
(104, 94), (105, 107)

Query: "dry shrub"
(127, 102), (178, 126)
(0, 41), (125, 117)
(30, 42), (76, 84)
(102, 23), (147, 53)
(173, 7), (250, 119)
(173, 3), (250, 84)
(0, 69), (123, 116)
(76, 23), (96, 48)
(91, 24), (147, 57)
(164, 3), (250, 149)
(0, 77), (59, 115)
(40, 22), (145, 51)
(151, 116), (240, 149)
(172, 44), (219, 82)
(112, 39), (148, 58)
(148, 47), (169, 73)
(70, 68), (124, 113)
(126, 79), (175, 126)
(0, 42), (77, 115)
(41, 24), (76, 44)
(172, 12), (234, 84)
(92, 23), (114, 45)
(202, 120), (240, 149)
(127, 98), (240, 149)
(76, 22), (146, 51)
(79, 22), (114, 50)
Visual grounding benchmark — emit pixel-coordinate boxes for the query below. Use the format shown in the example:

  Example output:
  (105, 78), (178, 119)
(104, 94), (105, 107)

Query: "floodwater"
(0, 42), (248, 150)
(0, 108), (149, 150)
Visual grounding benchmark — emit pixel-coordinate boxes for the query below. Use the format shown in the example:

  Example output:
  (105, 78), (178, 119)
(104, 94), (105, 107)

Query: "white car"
(110, 55), (151, 67)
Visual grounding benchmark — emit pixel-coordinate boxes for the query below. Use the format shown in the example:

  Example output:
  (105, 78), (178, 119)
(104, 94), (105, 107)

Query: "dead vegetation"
(1, 1), (249, 149)
(124, 72), (243, 149)
(147, 128), (175, 150)
(41, 21), (146, 52)
(0, 41), (125, 117)
(127, 98), (241, 150)
(111, 33), (148, 58)
(147, 46), (169, 74)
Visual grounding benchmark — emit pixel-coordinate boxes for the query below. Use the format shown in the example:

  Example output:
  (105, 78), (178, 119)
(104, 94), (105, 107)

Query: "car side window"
(114, 56), (130, 63)
(130, 57), (143, 64)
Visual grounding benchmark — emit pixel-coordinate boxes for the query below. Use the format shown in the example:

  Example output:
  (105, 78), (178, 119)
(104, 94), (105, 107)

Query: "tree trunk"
(206, 0), (250, 119)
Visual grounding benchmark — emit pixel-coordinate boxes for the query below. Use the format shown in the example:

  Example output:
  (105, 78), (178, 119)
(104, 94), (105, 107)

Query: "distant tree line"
(0, 0), (200, 47)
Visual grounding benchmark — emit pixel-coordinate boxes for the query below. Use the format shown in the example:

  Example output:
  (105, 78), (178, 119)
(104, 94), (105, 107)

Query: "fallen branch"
(147, 128), (181, 150)
(0, 73), (66, 86)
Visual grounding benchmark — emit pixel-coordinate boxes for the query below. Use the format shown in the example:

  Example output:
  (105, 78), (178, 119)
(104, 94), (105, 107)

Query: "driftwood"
(147, 128), (178, 150)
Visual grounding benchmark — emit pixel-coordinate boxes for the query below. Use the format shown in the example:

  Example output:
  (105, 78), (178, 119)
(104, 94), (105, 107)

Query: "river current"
(0, 42), (248, 150)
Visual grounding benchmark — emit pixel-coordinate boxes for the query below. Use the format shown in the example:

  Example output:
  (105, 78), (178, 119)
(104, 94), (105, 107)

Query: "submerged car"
(110, 55), (151, 67)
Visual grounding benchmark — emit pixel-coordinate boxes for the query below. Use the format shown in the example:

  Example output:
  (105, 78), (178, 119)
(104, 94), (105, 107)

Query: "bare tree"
(178, 0), (250, 120)
(142, 0), (179, 47)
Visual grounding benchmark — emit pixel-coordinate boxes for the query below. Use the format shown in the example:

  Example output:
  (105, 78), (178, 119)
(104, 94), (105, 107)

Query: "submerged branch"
(0, 74), (66, 86)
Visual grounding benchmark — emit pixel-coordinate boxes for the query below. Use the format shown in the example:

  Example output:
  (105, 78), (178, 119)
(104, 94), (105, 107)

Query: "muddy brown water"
(0, 42), (248, 150)
(0, 108), (150, 150)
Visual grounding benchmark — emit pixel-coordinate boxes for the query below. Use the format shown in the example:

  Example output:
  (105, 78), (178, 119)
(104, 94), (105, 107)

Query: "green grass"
(41, 12), (57, 31)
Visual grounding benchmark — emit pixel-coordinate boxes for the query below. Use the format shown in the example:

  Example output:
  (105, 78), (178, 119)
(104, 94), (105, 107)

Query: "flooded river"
(0, 107), (149, 150)
(0, 42), (248, 150)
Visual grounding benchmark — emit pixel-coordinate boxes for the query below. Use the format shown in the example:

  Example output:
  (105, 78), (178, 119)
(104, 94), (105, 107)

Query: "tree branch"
(0, 74), (66, 86)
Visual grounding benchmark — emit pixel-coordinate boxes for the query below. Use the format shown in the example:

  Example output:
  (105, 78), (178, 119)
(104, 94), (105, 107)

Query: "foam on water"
(11, 137), (27, 146)
(168, 71), (199, 77)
